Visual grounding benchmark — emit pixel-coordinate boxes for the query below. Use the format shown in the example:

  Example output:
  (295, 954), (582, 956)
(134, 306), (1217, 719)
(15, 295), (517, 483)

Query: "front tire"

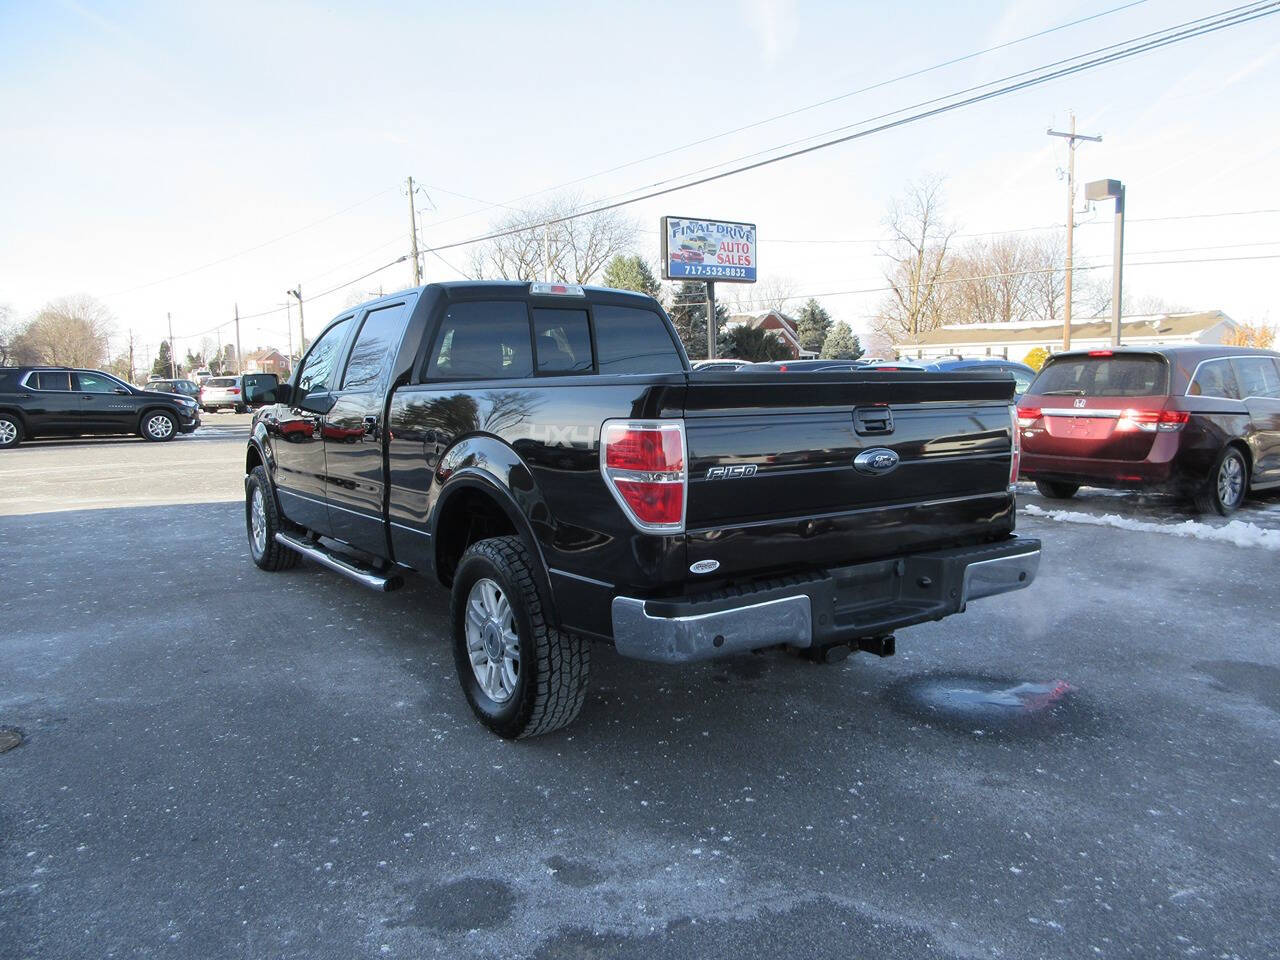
(246, 466), (300, 570)
(235, 403), (247, 414)
(450, 536), (588, 739)
(141, 410), (177, 442)
(1034, 479), (1079, 499)
(1194, 447), (1248, 516)
(0, 414), (22, 449)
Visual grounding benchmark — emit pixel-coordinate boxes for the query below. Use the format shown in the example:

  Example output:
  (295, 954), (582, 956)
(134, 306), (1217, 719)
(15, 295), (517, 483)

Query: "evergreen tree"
(668, 281), (728, 361)
(723, 325), (791, 362)
(602, 254), (662, 300)
(794, 298), (833, 353)
(152, 339), (175, 378)
(820, 322), (864, 360)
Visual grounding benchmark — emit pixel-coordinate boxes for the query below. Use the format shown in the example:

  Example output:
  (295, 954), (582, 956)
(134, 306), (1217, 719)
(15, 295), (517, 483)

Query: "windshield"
(1030, 354), (1167, 397)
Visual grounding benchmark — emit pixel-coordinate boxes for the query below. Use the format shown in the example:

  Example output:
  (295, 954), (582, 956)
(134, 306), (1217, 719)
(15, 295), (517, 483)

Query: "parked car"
(191, 368), (213, 384)
(200, 376), (247, 413)
(145, 378), (202, 400)
(0, 366), (200, 448)
(924, 358), (1036, 397)
(747, 359), (868, 372)
(1016, 346), (1280, 514)
(861, 361), (927, 371)
(240, 281), (1038, 738)
(691, 359), (752, 371)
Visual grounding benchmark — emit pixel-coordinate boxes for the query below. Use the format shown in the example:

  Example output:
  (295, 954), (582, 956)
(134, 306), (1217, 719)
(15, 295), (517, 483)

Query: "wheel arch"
(431, 471), (559, 629)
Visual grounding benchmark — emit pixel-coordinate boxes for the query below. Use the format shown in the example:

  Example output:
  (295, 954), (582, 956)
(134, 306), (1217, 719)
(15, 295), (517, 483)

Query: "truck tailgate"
(683, 371), (1016, 577)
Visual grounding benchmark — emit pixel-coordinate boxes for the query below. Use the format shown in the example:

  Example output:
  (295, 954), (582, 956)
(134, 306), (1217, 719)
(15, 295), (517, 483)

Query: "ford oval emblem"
(689, 559), (720, 575)
(853, 447), (900, 476)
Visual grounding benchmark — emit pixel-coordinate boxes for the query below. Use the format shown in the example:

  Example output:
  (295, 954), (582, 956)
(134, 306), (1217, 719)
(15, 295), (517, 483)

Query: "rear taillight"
(228, 387), (241, 395)
(1116, 408), (1189, 433)
(601, 420), (686, 532)
(1088, 349), (1113, 357)
(1009, 406), (1021, 488)
(1016, 405), (1042, 428)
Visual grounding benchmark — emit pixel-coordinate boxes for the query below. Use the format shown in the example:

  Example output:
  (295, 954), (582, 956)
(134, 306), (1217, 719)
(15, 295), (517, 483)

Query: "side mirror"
(243, 374), (288, 407)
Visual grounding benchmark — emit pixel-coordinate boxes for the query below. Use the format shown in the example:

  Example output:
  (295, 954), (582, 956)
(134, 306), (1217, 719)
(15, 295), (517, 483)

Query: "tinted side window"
(1189, 359), (1241, 400)
(297, 317), (353, 399)
(76, 372), (121, 393)
(425, 301), (533, 380)
(1231, 357), (1280, 399)
(533, 308), (592, 373)
(342, 302), (410, 390)
(34, 372), (72, 391)
(593, 305), (685, 375)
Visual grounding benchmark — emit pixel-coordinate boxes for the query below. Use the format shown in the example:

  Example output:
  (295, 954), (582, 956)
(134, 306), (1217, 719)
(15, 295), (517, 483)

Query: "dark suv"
(0, 366), (201, 448)
(1016, 346), (1280, 514)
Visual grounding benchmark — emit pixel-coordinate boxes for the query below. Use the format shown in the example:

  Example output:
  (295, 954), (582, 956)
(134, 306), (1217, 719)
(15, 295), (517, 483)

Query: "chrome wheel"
(145, 414), (174, 440)
(1218, 454), (1244, 508)
(464, 577), (520, 704)
(0, 419), (16, 446)
(249, 485), (267, 557)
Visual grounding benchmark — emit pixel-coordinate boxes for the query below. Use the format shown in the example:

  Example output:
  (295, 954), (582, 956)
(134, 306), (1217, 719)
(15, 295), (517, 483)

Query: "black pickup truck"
(241, 281), (1039, 738)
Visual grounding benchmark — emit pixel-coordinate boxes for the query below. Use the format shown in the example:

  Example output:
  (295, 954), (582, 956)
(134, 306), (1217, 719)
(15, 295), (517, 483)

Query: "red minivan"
(1017, 346), (1280, 515)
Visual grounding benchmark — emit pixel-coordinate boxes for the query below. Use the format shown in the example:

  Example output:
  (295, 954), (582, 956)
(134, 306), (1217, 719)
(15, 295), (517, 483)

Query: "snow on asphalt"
(1022, 503), (1280, 550)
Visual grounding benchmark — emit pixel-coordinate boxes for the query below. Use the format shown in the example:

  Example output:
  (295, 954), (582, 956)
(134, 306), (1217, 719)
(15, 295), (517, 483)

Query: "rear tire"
(1034, 479), (1079, 499)
(1194, 447), (1248, 516)
(0, 414), (22, 449)
(450, 536), (588, 739)
(140, 410), (177, 442)
(235, 403), (247, 414)
(246, 466), (300, 570)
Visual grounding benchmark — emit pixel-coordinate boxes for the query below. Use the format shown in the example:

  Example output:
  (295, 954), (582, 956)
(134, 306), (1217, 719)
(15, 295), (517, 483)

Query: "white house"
(898, 311), (1239, 362)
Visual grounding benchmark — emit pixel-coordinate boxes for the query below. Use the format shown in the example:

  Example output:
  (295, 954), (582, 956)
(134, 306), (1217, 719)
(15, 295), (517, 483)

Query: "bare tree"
(0, 303), (19, 365)
(873, 177), (956, 343)
(469, 193), (639, 284)
(11, 295), (114, 367)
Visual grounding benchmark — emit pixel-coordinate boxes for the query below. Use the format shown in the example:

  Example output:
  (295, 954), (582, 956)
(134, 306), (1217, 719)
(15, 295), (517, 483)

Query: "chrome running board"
(275, 532), (403, 592)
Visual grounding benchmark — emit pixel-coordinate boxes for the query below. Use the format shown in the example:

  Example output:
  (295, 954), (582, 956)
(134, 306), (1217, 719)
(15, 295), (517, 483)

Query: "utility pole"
(127, 329), (136, 384)
(407, 176), (422, 285)
(284, 300), (294, 368)
(167, 312), (176, 378)
(543, 223), (551, 282)
(1047, 114), (1101, 352)
(234, 303), (243, 375)
(288, 285), (306, 353)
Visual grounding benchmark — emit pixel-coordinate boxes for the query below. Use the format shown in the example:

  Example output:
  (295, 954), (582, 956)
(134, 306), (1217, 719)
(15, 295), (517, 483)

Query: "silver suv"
(199, 376), (247, 413)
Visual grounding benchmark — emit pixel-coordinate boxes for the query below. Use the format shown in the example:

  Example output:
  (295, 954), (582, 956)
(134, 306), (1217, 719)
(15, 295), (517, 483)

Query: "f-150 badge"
(705, 464), (758, 480)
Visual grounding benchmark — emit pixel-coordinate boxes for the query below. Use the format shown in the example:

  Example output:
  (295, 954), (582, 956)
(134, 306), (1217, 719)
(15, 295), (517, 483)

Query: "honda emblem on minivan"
(1074, 398), (1086, 408)
(853, 448), (900, 476)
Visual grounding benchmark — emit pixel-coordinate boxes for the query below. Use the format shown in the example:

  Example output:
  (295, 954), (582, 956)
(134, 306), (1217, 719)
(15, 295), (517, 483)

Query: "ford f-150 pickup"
(241, 281), (1039, 738)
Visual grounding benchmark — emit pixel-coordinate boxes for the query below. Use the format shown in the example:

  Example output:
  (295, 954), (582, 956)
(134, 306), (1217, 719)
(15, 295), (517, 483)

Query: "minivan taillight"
(601, 420), (686, 532)
(1016, 405), (1042, 428)
(1116, 408), (1189, 432)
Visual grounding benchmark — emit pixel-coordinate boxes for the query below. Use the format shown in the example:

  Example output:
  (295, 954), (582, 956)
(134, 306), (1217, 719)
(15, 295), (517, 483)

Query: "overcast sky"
(1, 0), (1277, 362)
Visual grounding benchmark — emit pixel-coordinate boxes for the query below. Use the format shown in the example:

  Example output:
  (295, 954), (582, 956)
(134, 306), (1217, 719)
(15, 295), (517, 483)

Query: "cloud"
(745, 0), (798, 65)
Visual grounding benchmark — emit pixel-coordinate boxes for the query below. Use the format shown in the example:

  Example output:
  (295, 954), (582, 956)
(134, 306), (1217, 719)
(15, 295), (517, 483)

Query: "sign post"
(661, 216), (757, 361)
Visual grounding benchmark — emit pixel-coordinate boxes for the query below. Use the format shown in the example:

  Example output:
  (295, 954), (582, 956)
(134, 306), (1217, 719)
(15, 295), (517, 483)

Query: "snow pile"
(1022, 503), (1280, 551)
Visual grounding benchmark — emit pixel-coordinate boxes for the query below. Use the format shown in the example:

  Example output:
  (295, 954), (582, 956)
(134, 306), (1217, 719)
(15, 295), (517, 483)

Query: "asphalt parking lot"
(2, 424), (1278, 959)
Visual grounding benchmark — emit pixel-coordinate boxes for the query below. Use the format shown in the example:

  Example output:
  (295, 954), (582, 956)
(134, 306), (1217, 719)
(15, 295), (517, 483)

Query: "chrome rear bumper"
(611, 538), (1040, 664)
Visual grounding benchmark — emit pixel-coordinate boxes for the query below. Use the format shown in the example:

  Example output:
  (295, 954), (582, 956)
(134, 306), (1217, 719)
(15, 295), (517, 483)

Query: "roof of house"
(247, 348), (287, 361)
(726, 310), (802, 349)
(902, 311), (1233, 348)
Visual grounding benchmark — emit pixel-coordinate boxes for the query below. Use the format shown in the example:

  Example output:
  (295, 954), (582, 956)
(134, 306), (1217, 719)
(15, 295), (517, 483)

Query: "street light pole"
(1087, 178), (1126, 347)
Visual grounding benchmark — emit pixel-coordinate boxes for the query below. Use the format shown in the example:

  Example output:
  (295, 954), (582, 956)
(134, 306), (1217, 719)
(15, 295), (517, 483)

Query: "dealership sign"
(660, 216), (757, 283)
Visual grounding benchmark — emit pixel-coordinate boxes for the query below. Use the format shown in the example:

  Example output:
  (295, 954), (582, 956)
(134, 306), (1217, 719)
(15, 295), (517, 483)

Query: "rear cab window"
(425, 301), (533, 380)
(593, 304), (685, 375)
(1030, 354), (1168, 397)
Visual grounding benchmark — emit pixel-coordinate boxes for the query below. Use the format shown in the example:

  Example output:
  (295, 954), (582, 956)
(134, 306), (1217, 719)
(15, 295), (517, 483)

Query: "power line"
(109, 187), (396, 296)
(397, 1), (1152, 234)
(670, 252), (1280, 309)
(417, 2), (1280, 257)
